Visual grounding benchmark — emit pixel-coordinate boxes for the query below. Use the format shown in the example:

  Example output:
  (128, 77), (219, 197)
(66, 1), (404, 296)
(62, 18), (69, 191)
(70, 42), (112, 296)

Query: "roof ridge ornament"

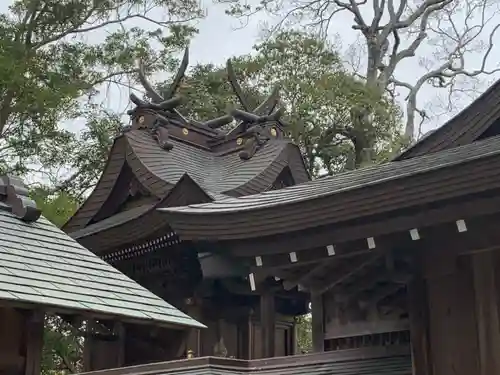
(0, 175), (41, 222)
(225, 59), (287, 160)
(125, 47), (191, 150)
(131, 47), (189, 115)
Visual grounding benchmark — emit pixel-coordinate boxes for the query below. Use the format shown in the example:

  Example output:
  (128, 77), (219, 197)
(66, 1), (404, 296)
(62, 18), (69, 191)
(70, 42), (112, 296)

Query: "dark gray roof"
(161, 133), (500, 215)
(69, 203), (156, 240)
(0, 178), (204, 329)
(126, 130), (309, 198)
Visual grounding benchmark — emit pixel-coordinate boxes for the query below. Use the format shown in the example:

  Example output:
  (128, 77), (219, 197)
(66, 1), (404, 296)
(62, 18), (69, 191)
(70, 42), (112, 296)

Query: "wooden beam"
(311, 291), (324, 352)
(253, 214), (500, 293)
(315, 252), (383, 294)
(324, 319), (409, 340)
(252, 245), (374, 275)
(230, 194), (500, 257)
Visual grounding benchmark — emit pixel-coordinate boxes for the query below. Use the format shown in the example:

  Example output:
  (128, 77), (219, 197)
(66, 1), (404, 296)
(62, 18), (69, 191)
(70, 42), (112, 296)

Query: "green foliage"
(0, 0), (202, 192)
(295, 314), (312, 354)
(31, 186), (79, 227)
(42, 316), (84, 374)
(173, 62), (264, 121)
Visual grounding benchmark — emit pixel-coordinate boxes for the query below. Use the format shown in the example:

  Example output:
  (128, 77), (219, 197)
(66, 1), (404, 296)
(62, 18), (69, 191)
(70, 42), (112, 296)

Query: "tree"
(0, 0), (202, 195)
(295, 314), (312, 353)
(167, 31), (403, 173)
(221, 0), (500, 140)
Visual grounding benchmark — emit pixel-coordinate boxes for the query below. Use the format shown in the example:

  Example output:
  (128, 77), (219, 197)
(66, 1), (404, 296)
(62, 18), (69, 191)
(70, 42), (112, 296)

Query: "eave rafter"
(242, 211), (500, 295)
(228, 192), (500, 260)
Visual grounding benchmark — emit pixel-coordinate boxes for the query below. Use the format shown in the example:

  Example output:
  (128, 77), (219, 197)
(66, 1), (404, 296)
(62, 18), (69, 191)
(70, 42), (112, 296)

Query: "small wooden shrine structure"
(159, 77), (500, 375)
(64, 50), (310, 362)
(0, 175), (203, 375)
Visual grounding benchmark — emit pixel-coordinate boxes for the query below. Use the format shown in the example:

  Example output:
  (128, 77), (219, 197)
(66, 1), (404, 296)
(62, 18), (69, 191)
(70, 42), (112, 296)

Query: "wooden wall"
(194, 316), (294, 359)
(411, 247), (500, 375)
(0, 307), (43, 375)
(323, 289), (409, 341)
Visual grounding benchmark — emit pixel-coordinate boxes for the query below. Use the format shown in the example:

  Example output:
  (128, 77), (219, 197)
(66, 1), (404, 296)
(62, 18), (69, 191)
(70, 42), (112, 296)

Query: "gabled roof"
(159, 134), (500, 240)
(0, 175), (204, 329)
(64, 54), (310, 239)
(69, 174), (214, 253)
(395, 79), (500, 160)
(64, 132), (307, 232)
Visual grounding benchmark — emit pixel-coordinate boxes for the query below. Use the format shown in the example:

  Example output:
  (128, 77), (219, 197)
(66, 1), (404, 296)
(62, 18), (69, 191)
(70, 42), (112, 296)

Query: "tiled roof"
(0, 176), (204, 329)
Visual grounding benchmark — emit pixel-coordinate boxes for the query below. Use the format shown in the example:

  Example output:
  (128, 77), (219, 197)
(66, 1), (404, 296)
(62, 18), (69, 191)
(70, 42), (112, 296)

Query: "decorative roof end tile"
(0, 175), (41, 222)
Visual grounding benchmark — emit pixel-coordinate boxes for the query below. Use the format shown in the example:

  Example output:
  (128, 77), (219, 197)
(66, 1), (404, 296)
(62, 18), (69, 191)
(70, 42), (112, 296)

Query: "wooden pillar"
(471, 251), (500, 375)
(0, 307), (44, 375)
(311, 291), (324, 352)
(408, 275), (433, 375)
(425, 256), (480, 375)
(24, 311), (45, 375)
(237, 312), (251, 359)
(185, 300), (202, 357)
(260, 292), (275, 358)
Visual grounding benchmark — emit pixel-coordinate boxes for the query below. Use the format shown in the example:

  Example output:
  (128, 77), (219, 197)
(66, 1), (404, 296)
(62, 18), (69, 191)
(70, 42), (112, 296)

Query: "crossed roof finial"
(129, 47), (190, 122)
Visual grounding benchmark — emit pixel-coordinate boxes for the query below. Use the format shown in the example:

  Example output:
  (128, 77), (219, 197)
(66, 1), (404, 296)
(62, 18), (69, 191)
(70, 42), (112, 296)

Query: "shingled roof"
(159, 134), (500, 240)
(63, 52), (309, 248)
(0, 175), (204, 329)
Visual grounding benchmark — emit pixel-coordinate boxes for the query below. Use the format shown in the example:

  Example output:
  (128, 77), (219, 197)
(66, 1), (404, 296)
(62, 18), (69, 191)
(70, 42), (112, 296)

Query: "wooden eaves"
(158, 133), (500, 242)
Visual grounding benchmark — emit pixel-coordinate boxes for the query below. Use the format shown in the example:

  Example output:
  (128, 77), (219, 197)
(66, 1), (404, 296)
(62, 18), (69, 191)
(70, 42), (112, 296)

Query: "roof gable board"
(395, 79), (500, 160)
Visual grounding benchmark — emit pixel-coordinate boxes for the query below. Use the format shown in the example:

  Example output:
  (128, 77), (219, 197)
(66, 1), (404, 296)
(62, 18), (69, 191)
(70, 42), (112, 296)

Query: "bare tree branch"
(239, 0), (500, 140)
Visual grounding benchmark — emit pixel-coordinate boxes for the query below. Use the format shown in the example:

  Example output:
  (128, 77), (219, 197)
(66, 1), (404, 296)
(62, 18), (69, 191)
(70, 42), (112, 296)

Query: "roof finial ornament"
(0, 175), (41, 222)
(226, 60), (283, 125)
(128, 47), (190, 121)
(126, 47), (191, 150)
(226, 59), (287, 160)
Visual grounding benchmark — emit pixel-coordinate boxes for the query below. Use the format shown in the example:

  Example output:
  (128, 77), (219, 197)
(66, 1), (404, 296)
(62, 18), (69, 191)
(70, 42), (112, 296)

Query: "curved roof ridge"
(125, 129), (306, 198)
(160, 133), (500, 215)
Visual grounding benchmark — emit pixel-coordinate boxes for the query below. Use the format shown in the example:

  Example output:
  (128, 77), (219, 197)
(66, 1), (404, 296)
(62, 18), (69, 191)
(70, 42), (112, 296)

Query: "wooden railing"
(78, 345), (412, 375)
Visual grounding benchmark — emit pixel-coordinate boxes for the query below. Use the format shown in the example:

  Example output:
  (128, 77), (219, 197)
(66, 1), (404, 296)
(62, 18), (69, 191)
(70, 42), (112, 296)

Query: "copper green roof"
(0, 175), (204, 329)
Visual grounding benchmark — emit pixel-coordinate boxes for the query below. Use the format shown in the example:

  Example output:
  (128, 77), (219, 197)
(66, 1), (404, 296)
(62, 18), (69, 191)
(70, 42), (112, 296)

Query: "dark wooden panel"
(426, 258), (480, 375)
